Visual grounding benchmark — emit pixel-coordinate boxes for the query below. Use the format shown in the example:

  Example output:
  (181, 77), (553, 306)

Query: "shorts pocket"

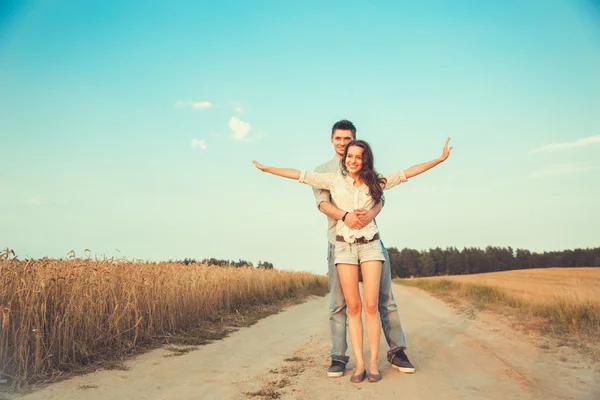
(335, 242), (349, 253)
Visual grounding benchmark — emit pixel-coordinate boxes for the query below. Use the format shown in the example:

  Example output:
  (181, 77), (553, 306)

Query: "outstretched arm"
(404, 137), (453, 179)
(253, 160), (300, 180)
(253, 160), (336, 190)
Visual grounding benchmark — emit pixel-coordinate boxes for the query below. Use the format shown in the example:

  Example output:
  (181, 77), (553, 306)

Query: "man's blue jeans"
(328, 240), (407, 364)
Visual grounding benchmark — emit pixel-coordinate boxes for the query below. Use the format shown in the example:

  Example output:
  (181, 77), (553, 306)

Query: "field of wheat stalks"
(398, 268), (600, 359)
(0, 252), (327, 388)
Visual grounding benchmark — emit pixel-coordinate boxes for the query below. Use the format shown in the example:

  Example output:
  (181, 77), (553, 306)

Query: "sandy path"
(11, 284), (600, 400)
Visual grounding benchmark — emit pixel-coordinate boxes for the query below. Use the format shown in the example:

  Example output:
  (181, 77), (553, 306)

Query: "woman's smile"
(345, 145), (364, 173)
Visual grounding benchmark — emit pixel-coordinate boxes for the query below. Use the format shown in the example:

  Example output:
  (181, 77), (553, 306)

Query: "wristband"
(342, 212), (349, 222)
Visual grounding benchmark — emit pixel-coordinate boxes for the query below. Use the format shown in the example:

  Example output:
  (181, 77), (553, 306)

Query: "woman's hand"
(344, 211), (368, 230)
(440, 137), (453, 161)
(251, 162), (300, 180)
(252, 160), (267, 171)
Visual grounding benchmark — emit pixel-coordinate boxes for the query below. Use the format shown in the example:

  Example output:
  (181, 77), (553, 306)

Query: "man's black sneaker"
(389, 349), (416, 373)
(327, 360), (346, 377)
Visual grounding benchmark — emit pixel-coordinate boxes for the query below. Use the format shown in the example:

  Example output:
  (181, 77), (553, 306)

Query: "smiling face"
(330, 129), (354, 157)
(344, 145), (364, 175)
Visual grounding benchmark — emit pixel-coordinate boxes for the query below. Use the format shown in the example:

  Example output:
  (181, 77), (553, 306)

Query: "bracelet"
(342, 212), (349, 222)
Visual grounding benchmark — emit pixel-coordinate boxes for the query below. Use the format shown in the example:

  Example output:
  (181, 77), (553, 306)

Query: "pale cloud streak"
(530, 135), (600, 153)
(176, 100), (213, 110)
(191, 139), (207, 150)
(232, 101), (245, 113)
(529, 162), (598, 178)
(229, 117), (252, 142)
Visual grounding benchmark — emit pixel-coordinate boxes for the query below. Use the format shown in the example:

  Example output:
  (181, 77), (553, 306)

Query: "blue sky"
(1, 0), (599, 273)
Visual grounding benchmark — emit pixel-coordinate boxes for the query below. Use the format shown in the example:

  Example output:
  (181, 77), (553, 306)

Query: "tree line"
(176, 246), (600, 276)
(177, 257), (274, 269)
(386, 246), (600, 278)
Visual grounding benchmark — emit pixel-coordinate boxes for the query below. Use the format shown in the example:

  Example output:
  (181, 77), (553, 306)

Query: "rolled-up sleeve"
(382, 170), (408, 190)
(313, 187), (331, 209)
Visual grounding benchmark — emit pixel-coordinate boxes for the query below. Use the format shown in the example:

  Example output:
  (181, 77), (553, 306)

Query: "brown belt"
(336, 233), (380, 244)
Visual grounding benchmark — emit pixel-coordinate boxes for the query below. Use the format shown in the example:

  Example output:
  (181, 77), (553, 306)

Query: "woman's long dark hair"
(341, 140), (387, 205)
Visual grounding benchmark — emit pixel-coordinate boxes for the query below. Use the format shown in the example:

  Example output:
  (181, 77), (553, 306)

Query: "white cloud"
(28, 198), (42, 206)
(231, 101), (245, 113)
(529, 162), (598, 178)
(229, 117), (252, 142)
(192, 101), (213, 109)
(530, 135), (600, 153)
(175, 100), (213, 110)
(191, 139), (207, 150)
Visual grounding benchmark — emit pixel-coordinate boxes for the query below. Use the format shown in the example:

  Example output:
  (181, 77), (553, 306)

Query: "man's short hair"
(331, 119), (357, 139)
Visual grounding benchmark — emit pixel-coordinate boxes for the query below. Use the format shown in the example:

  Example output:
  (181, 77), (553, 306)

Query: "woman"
(253, 138), (452, 382)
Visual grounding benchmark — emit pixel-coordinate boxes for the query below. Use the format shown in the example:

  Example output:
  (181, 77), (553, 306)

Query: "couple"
(253, 120), (452, 383)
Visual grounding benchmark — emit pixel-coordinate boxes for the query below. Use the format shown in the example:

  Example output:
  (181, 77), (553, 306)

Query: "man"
(313, 119), (416, 377)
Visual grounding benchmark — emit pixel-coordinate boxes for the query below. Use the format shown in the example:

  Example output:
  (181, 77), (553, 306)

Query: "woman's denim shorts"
(334, 239), (385, 265)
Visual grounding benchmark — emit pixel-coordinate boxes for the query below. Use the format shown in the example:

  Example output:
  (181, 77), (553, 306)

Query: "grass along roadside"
(396, 277), (600, 360)
(0, 256), (328, 391)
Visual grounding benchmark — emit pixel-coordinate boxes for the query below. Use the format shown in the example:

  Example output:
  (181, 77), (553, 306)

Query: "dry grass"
(0, 251), (327, 389)
(397, 268), (600, 360)
(433, 268), (600, 303)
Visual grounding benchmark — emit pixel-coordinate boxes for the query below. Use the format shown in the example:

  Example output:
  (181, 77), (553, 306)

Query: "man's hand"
(344, 212), (368, 230)
(354, 208), (376, 225)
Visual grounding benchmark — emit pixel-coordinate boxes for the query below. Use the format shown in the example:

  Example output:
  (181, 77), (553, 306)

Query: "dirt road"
(12, 284), (600, 400)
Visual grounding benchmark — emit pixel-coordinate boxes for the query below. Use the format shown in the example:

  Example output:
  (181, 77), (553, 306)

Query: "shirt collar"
(344, 173), (367, 189)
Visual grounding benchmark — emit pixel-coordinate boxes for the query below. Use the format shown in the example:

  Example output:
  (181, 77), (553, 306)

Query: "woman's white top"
(299, 170), (407, 243)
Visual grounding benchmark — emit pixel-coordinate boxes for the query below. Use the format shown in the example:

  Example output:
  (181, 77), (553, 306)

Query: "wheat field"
(0, 254), (327, 388)
(425, 268), (600, 303)
(398, 268), (600, 358)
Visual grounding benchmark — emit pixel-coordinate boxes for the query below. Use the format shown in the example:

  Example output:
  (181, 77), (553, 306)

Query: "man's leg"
(327, 242), (349, 377)
(379, 241), (416, 373)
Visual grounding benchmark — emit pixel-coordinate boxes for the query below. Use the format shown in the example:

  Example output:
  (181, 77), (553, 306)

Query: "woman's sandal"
(366, 369), (382, 382)
(350, 369), (366, 383)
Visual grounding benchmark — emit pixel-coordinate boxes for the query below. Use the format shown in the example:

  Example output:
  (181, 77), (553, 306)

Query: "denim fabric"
(378, 239), (408, 356)
(327, 243), (350, 364)
(334, 239), (385, 265)
(327, 240), (407, 363)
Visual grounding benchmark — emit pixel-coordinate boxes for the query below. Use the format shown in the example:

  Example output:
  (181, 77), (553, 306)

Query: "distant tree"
(515, 249), (532, 269)
(257, 260), (275, 269)
(399, 248), (421, 277)
(194, 258), (253, 267)
(445, 247), (461, 275)
(419, 251), (435, 277)
(572, 248), (587, 267)
(465, 247), (487, 275)
(387, 247), (406, 278)
(233, 259), (253, 268)
(430, 247), (445, 276)
(484, 246), (514, 272)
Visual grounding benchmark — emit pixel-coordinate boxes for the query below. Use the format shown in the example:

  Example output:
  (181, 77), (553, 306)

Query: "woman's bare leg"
(336, 263), (364, 373)
(360, 260), (382, 374)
